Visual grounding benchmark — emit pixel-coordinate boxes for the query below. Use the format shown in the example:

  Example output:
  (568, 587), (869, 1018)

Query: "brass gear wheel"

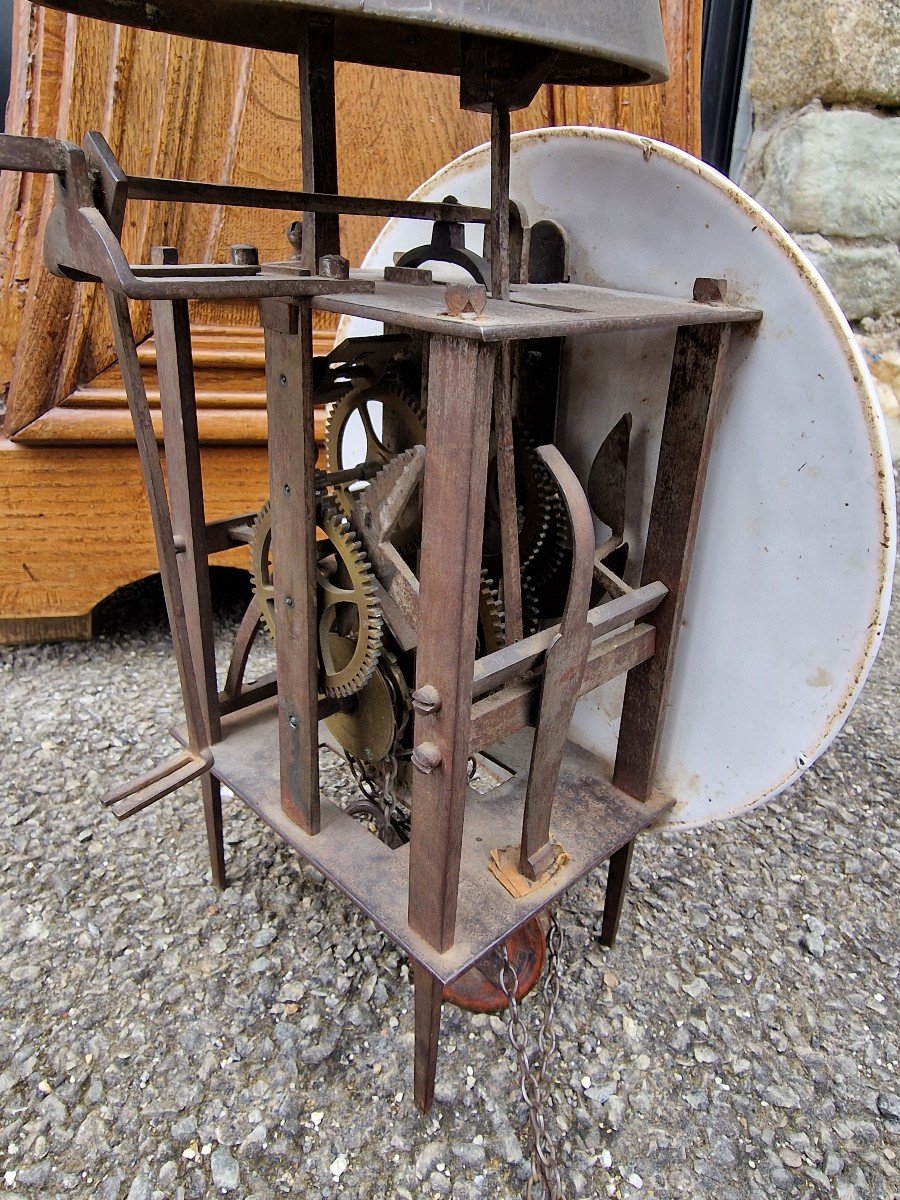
(324, 640), (409, 763)
(249, 496), (383, 699)
(324, 378), (426, 547)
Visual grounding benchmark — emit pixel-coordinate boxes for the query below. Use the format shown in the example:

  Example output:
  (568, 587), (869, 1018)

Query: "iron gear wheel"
(249, 496), (384, 699)
(324, 377), (426, 547)
(522, 573), (541, 638)
(482, 432), (554, 576)
(477, 571), (506, 656)
(525, 478), (571, 588)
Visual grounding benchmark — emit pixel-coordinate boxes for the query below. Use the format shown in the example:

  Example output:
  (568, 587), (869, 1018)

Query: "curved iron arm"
(395, 199), (491, 289)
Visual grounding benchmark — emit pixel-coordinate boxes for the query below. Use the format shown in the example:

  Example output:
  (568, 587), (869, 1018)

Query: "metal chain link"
(498, 911), (567, 1200)
(345, 748), (406, 844)
(341, 650), (413, 846)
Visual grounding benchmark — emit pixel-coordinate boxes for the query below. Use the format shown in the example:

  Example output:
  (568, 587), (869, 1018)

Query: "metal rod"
(494, 344), (522, 641)
(603, 318), (734, 947)
(408, 336), (498, 954)
(519, 445), (595, 879)
(150, 247), (222, 747)
(490, 105), (511, 301)
(104, 289), (209, 755)
(471, 581), (667, 700)
(299, 14), (340, 270)
(125, 174), (491, 224)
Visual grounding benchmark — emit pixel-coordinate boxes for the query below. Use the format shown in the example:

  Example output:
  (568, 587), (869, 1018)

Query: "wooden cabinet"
(0, 0), (701, 641)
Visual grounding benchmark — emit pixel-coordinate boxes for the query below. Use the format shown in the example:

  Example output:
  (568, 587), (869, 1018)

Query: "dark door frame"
(701, 0), (754, 175)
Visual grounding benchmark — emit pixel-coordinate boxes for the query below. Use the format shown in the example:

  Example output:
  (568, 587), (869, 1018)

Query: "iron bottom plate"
(177, 699), (671, 984)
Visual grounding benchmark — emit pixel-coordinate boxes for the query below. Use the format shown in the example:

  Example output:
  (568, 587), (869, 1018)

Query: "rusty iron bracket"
(99, 748), (214, 821)
(0, 132), (376, 301)
(395, 198), (491, 288)
(519, 444), (596, 879)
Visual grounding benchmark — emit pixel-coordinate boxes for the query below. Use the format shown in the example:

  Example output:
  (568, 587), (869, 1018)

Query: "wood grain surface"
(0, 438), (269, 641)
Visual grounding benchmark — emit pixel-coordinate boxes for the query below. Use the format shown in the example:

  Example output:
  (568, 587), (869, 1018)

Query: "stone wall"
(740, 0), (900, 324)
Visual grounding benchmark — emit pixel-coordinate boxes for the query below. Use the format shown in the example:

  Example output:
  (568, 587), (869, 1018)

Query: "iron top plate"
(33, 0), (669, 84)
(315, 276), (762, 341)
(342, 127), (896, 831)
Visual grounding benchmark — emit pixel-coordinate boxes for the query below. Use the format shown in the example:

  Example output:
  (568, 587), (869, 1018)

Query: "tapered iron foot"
(413, 964), (443, 1113)
(202, 774), (227, 890)
(600, 839), (635, 948)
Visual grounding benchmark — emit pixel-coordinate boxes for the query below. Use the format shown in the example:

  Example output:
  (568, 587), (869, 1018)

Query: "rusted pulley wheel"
(442, 916), (546, 1014)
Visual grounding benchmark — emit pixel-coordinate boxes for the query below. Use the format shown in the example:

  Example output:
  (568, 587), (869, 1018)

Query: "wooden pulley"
(441, 916), (547, 1014)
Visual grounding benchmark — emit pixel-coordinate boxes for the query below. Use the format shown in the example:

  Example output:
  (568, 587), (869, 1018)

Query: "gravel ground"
(0, 544), (897, 1200)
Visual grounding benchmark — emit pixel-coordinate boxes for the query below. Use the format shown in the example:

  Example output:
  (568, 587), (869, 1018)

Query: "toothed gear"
(522, 475), (575, 625)
(324, 642), (409, 763)
(482, 432), (554, 575)
(249, 499), (276, 639)
(522, 574), (541, 638)
(527, 447), (559, 568)
(324, 378), (426, 547)
(477, 571), (506, 656)
(249, 495), (383, 698)
(525, 479), (571, 588)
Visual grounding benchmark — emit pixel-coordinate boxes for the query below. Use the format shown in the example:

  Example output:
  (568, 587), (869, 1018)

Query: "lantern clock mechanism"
(0, 0), (893, 1191)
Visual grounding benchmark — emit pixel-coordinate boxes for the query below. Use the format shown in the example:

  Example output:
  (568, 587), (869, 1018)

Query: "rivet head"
(412, 684), (442, 715)
(279, 373), (288, 386)
(318, 253), (350, 280)
(284, 595), (294, 608)
(288, 715), (298, 730)
(411, 742), (442, 774)
(229, 243), (259, 266)
(444, 282), (487, 318)
(283, 483), (291, 495)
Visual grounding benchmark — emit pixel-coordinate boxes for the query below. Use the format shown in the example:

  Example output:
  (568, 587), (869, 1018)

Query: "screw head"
(411, 742), (442, 774)
(412, 684), (442, 715)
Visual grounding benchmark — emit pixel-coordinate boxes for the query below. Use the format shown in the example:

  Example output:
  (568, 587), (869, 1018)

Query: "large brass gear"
(324, 639), (410, 763)
(324, 378), (426, 548)
(249, 496), (383, 699)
